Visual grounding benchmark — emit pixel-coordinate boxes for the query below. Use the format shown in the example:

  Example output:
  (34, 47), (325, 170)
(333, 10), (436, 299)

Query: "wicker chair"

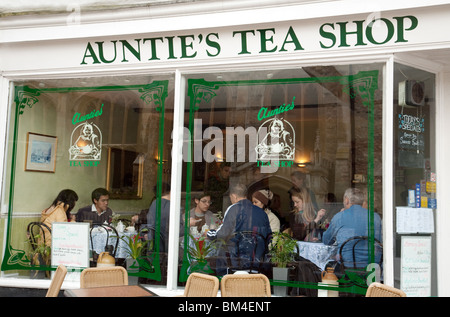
(221, 273), (271, 297)
(46, 264), (68, 297)
(180, 273), (219, 297)
(365, 282), (407, 297)
(80, 266), (128, 288)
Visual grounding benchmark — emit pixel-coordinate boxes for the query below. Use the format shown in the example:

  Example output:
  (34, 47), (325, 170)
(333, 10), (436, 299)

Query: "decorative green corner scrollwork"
(139, 81), (168, 113)
(188, 79), (219, 111)
(2, 244), (30, 269)
(342, 71), (378, 107)
(16, 87), (41, 115)
(336, 268), (374, 295)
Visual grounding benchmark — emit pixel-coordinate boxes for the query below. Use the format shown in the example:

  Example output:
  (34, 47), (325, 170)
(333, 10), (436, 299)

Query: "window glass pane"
(393, 63), (436, 296)
(1, 75), (174, 285)
(180, 64), (383, 296)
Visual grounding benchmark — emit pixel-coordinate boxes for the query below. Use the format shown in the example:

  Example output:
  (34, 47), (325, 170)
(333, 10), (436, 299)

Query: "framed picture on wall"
(106, 147), (144, 199)
(25, 132), (58, 173)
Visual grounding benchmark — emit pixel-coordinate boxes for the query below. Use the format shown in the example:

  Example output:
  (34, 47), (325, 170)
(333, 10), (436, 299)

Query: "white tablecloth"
(90, 229), (134, 259)
(296, 241), (338, 270)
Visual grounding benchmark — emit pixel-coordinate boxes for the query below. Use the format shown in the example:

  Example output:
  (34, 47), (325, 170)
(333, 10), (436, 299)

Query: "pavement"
(0, 287), (62, 297)
(0, 284), (183, 297)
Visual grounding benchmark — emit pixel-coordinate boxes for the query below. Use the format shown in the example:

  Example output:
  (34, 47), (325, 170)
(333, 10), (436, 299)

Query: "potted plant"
(269, 231), (297, 296)
(27, 233), (51, 279)
(120, 233), (151, 284)
(187, 234), (216, 274)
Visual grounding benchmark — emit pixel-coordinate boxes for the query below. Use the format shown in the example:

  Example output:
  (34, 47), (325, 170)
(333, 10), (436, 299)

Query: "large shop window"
(393, 64), (436, 296)
(1, 64), (385, 296)
(1, 76), (174, 284)
(179, 65), (383, 296)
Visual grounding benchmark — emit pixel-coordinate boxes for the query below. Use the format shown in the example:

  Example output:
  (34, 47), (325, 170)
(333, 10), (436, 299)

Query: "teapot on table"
(116, 221), (125, 233)
(97, 251), (115, 267)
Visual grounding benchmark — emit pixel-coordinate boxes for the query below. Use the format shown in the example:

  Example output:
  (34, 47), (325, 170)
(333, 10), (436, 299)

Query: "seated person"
(75, 188), (112, 225)
(188, 192), (221, 236)
(40, 189), (79, 246)
(251, 189), (280, 233)
(322, 188), (382, 268)
(207, 183), (272, 275)
(288, 171), (319, 210)
(287, 187), (325, 241)
(146, 183), (185, 254)
(131, 209), (148, 230)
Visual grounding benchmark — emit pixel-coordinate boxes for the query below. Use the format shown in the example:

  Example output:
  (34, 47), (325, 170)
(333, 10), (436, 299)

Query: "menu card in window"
(51, 222), (90, 280)
(400, 236), (432, 297)
(396, 207), (434, 234)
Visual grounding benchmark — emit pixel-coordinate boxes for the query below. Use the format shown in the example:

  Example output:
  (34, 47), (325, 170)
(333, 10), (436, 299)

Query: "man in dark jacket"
(75, 188), (112, 224)
(207, 183), (272, 275)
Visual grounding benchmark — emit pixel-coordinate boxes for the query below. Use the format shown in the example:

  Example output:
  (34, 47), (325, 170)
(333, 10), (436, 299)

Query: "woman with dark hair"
(251, 189), (280, 233)
(40, 189), (79, 246)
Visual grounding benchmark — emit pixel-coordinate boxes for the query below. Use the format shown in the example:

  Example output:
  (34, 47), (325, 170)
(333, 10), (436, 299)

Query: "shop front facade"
(1, 0), (450, 296)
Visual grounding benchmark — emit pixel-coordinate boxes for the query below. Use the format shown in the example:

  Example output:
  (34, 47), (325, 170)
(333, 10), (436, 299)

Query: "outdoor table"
(64, 285), (158, 297)
(296, 241), (338, 270)
(90, 228), (134, 258)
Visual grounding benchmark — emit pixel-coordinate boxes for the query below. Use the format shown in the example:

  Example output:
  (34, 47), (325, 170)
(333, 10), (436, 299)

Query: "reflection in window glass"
(179, 65), (383, 296)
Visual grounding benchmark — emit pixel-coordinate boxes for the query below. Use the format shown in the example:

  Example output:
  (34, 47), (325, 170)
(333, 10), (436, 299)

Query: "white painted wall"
(436, 70), (450, 296)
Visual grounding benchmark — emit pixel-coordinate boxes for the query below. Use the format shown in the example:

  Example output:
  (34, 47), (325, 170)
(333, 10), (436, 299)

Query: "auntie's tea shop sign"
(80, 15), (419, 65)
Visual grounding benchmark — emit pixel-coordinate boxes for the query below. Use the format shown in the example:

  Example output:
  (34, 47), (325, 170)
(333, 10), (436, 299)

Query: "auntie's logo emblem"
(256, 117), (295, 161)
(69, 122), (102, 160)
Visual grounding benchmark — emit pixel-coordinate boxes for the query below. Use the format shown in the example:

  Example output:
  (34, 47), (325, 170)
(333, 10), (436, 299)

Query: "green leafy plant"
(26, 233), (51, 278)
(187, 234), (218, 274)
(269, 231), (297, 268)
(187, 234), (216, 261)
(120, 233), (151, 259)
(26, 233), (51, 266)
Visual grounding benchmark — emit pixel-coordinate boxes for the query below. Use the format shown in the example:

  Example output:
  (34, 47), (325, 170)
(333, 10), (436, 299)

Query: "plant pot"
(273, 267), (289, 296)
(30, 254), (50, 279)
(126, 258), (140, 285)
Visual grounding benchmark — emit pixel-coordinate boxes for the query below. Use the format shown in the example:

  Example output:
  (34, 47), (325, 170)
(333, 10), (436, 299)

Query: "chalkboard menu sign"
(51, 222), (90, 269)
(398, 113), (425, 168)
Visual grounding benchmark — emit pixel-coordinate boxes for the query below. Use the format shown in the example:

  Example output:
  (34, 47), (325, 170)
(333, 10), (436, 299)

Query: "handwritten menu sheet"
(396, 207), (434, 234)
(51, 222), (89, 269)
(400, 236), (432, 297)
